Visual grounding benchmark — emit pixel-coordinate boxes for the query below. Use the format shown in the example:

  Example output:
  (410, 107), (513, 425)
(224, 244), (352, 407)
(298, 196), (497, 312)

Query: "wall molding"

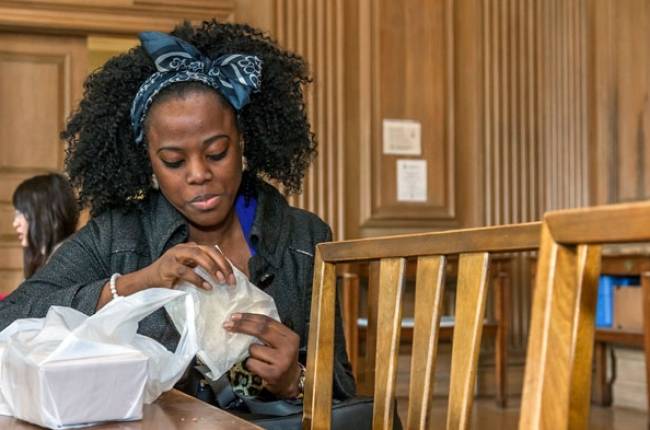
(357, 0), (458, 231)
(0, 0), (235, 35)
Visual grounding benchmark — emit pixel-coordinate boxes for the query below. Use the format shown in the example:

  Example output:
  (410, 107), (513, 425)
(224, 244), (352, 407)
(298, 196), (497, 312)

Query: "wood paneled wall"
(0, 33), (88, 295)
(591, 0), (650, 205)
(343, 0), (482, 239)
(474, 0), (649, 348)
(359, 0), (455, 228)
(273, 0), (346, 241)
(243, 0), (599, 347)
(243, 0), (645, 240)
(471, 0), (591, 347)
(237, 0), (348, 240)
(481, 0), (590, 227)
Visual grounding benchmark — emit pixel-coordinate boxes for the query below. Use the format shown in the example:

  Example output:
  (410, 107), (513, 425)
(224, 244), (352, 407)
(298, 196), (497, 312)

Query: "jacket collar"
(144, 192), (189, 260)
(143, 182), (290, 268)
(249, 181), (289, 268)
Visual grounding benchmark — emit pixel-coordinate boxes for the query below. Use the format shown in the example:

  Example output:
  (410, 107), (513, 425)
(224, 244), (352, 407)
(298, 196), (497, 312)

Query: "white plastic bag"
(165, 264), (280, 380)
(0, 288), (197, 429)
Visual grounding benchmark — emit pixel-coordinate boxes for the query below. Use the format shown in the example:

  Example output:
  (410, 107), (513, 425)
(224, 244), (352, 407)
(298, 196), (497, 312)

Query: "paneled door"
(0, 32), (87, 295)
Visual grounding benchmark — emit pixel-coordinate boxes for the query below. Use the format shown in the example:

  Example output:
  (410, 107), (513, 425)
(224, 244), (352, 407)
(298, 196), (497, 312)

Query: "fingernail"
(202, 281), (212, 290)
(230, 313), (242, 321)
(216, 272), (226, 284)
(228, 273), (236, 286)
(223, 321), (234, 329)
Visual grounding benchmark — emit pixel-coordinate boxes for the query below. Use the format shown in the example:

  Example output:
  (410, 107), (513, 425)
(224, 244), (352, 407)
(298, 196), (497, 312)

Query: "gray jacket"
(0, 182), (355, 399)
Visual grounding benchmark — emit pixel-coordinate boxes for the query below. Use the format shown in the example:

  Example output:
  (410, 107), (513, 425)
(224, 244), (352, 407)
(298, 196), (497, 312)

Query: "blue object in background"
(595, 275), (639, 328)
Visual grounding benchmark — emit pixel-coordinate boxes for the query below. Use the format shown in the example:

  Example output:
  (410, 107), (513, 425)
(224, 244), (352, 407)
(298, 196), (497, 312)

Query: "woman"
(0, 20), (355, 405)
(12, 173), (79, 279)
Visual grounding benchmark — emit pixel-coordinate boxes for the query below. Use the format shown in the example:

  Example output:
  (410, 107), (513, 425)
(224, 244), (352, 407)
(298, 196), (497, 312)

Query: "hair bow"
(130, 31), (262, 144)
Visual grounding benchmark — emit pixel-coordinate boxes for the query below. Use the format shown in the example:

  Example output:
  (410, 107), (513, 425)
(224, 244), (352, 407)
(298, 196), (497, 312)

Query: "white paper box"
(4, 349), (148, 428)
(0, 289), (198, 429)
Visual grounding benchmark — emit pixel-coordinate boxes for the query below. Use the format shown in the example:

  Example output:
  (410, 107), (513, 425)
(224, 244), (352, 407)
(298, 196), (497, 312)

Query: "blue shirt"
(234, 193), (257, 255)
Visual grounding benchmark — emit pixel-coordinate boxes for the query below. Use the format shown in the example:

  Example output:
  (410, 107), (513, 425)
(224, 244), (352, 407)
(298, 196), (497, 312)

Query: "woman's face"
(146, 90), (243, 230)
(12, 210), (28, 247)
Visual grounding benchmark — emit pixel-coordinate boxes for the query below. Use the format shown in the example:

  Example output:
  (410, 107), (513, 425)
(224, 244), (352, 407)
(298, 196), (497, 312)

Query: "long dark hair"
(12, 173), (80, 278)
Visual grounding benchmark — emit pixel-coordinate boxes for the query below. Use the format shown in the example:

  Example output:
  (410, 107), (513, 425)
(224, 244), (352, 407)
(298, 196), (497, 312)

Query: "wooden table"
(591, 246), (650, 411)
(0, 390), (262, 429)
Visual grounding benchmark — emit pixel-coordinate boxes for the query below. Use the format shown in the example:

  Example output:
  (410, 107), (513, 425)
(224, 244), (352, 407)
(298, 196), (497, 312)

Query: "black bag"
(227, 388), (402, 429)
(233, 396), (379, 430)
(177, 362), (402, 430)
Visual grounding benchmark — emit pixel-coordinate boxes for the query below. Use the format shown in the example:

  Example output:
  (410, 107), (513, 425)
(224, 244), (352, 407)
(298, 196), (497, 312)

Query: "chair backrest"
(302, 222), (541, 430)
(520, 201), (650, 430)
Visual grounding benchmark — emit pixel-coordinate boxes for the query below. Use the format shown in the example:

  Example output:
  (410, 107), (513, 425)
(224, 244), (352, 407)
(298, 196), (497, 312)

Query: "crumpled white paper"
(0, 288), (197, 429)
(165, 264), (280, 380)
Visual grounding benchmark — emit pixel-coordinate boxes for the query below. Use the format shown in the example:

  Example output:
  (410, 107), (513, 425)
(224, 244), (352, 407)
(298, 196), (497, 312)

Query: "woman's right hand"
(97, 242), (234, 310)
(142, 242), (235, 290)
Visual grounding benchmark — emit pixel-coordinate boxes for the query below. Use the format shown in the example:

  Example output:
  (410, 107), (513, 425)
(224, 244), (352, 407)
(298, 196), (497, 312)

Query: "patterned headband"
(130, 31), (263, 144)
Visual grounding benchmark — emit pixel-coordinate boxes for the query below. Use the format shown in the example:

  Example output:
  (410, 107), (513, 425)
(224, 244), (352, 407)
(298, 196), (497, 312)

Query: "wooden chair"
(303, 222), (541, 429)
(304, 201), (650, 429)
(339, 258), (511, 406)
(520, 201), (650, 429)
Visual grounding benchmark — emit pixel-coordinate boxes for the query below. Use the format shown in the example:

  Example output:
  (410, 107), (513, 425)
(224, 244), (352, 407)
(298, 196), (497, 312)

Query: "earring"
(240, 138), (247, 171)
(151, 174), (159, 190)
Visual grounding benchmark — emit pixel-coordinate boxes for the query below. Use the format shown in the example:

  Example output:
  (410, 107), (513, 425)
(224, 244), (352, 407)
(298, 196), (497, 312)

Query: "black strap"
(240, 397), (303, 417)
(196, 362), (305, 417)
(195, 363), (239, 409)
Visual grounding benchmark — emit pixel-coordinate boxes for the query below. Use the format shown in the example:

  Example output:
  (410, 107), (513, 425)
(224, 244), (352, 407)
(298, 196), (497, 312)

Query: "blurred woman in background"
(12, 173), (79, 279)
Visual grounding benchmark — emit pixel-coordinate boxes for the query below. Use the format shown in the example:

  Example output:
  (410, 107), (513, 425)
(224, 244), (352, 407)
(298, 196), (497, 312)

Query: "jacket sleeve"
(0, 218), (111, 331)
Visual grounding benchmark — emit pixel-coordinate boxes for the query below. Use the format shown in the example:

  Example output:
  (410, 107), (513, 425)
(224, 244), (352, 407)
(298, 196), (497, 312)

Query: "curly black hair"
(62, 20), (315, 216)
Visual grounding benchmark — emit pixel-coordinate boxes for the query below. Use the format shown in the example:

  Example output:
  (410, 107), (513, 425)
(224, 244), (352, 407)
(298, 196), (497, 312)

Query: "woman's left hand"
(223, 313), (301, 398)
